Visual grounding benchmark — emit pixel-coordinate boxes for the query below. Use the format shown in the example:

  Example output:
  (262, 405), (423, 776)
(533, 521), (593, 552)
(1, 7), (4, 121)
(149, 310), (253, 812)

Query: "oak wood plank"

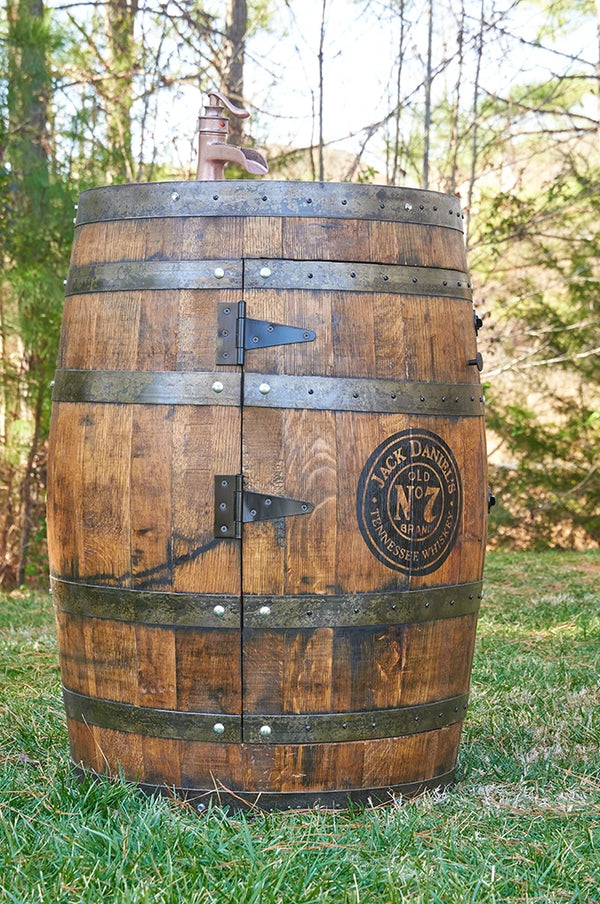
(282, 217), (364, 262)
(135, 624), (177, 709)
(130, 406), (174, 590)
(243, 216), (283, 258)
(66, 718), (102, 772)
(241, 407), (286, 596)
(54, 611), (93, 696)
(177, 288), (239, 372)
(142, 735), (182, 788)
(47, 404), (85, 579)
(367, 220), (468, 270)
(89, 616), (138, 703)
(180, 216), (244, 259)
(171, 406), (241, 594)
(283, 410), (338, 595)
(175, 629), (241, 713)
(80, 405), (133, 584)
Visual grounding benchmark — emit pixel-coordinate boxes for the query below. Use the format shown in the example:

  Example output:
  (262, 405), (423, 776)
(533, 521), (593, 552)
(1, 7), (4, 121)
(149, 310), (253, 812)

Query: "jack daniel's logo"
(356, 430), (462, 575)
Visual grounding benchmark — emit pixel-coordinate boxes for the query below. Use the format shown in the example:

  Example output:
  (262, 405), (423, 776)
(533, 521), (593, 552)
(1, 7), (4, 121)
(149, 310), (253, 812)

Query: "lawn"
(1, 550), (599, 903)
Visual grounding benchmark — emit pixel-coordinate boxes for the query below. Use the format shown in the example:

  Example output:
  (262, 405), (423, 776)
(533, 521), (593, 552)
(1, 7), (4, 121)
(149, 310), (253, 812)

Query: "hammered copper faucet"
(196, 90), (268, 180)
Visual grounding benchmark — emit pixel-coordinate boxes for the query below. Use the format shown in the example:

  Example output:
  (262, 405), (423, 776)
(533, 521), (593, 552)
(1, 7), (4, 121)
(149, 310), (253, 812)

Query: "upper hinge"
(217, 301), (316, 365)
(215, 474), (314, 539)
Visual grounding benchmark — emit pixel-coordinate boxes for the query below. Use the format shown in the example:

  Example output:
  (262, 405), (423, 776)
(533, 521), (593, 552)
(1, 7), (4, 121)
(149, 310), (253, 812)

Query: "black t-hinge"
(214, 475), (314, 539)
(217, 301), (316, 365)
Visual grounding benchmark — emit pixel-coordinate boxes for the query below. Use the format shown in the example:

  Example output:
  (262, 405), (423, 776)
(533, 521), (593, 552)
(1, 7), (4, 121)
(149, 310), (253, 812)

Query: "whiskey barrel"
(47, 181), (488, 811)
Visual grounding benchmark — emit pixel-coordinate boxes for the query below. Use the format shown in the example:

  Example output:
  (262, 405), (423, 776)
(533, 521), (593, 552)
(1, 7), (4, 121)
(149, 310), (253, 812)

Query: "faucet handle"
(208, 90), (250, 120)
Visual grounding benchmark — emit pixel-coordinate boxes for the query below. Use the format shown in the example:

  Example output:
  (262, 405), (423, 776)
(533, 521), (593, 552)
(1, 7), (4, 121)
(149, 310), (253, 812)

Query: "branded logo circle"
(356, 429), (462, 575)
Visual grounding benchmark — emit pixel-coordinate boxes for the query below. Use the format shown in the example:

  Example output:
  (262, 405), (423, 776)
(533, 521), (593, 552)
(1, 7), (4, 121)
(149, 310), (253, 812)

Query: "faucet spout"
(197, 142), (268, 181)
(195, 90), (268, 181)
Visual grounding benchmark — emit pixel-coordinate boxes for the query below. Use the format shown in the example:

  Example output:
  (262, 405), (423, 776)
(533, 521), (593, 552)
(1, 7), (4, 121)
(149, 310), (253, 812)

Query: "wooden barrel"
(47, 181), (488, 811)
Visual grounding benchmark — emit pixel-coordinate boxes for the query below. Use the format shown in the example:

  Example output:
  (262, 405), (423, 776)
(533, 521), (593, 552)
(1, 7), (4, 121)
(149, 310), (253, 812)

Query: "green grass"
(1, 550), (599, 903)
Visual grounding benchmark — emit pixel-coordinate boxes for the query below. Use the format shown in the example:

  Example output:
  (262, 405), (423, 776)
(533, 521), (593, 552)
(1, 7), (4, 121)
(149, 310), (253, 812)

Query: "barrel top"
(75, 180), (466, 231)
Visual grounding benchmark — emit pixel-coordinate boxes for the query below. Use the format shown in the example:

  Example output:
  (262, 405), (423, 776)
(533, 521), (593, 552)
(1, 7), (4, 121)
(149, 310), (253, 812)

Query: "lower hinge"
(217, 301), (316, 365)
(214, 474), (314, 539)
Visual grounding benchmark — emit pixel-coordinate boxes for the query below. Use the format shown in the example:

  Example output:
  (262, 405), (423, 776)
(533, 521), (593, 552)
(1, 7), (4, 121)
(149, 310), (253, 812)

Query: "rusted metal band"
(65, 259), (471, 300)
(63, 686), (468, 744)
(51, 369), (241, 406)
(243, 581), (483, 628)
(75, 181), (465, 231)
(51, 578), (481, 629)
(72, 765), (457, 810)
(245, 260), (472, 299)
(243, 694), (469, 744)
(51, 368), (483, 415)
(63, 688), (241, 743)
(66, 260), (242, 296)
(51, 578), (240, 628)
(244, 373), (485, 416)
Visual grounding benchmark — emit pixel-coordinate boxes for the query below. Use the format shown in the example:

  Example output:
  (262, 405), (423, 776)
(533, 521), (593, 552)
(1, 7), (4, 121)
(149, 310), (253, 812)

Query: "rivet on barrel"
(213, 723), (225, 734)
(258, 382), (271, 395)
(260, 267), (271, 278)
(214, 267), (225, 279)
(259, 606), (271, 616)
(213, 605), (226, 616)
(260, 725), (272, 736)
(212, 381), (224, 393)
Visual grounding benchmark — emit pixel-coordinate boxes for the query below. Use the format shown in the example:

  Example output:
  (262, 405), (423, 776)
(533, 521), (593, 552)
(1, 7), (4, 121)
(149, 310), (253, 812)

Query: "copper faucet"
(196, 90), (268, 181)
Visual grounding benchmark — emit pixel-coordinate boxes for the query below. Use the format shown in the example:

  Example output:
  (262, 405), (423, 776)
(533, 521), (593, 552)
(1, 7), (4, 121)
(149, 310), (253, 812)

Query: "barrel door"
(47, 181), (487, 809)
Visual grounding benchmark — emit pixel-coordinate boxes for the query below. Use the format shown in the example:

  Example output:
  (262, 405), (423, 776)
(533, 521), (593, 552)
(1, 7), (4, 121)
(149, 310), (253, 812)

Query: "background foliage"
(1, 0), (600, 586)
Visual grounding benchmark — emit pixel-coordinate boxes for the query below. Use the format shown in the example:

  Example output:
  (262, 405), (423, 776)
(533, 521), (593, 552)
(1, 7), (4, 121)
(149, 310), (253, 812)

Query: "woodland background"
(1, 0), (599, 588)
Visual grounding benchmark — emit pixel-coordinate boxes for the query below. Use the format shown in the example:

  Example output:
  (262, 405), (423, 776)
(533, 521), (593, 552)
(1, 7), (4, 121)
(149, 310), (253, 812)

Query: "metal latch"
(215, 475), (314, 539)
(217, 301), (316, 365)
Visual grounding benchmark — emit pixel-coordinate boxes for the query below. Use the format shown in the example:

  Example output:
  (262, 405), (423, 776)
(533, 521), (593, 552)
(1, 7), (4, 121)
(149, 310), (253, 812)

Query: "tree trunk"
(223, 0), (247, 145)
(390, 0), (406, 185)
(105, 0), (138, 182)
(596, 0), (600, 147)
(16, 380), (44, 586)
(7, 0), (49, 208)
(466, 0), (485, 244)
(4, 0), (52, 587)
(423, 0), (434, 189)
(317, 0), (327, 182)
(449, 1), (465, 194)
